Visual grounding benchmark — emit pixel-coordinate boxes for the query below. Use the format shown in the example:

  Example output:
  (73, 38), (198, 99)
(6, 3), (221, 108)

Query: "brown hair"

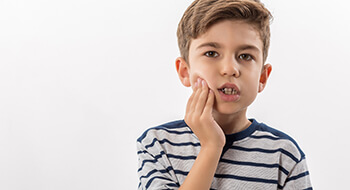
(177, 0), (273, 64)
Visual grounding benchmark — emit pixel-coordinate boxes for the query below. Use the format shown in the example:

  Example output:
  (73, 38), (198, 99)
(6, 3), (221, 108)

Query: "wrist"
(200, 145), (223, 156)
(200, 140), (225, 150)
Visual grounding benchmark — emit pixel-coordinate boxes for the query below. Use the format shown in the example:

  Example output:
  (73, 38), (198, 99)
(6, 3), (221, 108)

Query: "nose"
(220, 56), (240, 77)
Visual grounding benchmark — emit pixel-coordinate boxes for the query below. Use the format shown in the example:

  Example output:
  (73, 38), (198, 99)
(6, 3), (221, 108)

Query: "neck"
(212, 109), (251, 135)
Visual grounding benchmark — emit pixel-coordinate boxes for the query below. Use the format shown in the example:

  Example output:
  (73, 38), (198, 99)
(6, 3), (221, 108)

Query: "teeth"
(221, 88), (236, 95)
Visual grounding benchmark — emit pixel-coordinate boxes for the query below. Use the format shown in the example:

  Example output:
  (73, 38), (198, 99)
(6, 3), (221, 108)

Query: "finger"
(194, 80), (209, 115)
(186, 81), (196, 113)
(189, 79), (203, 112)
(186, 80), (200, 114)
(203, 89), (214, 116)
(193, 79), (199, 91)
(185, 93), (194, 115)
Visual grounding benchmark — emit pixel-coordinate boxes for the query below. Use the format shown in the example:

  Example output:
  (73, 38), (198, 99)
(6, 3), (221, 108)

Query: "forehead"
(190, 20), (263, 52)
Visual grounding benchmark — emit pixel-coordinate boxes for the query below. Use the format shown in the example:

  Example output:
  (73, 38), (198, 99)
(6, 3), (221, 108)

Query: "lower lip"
(218, 90), (240, 102)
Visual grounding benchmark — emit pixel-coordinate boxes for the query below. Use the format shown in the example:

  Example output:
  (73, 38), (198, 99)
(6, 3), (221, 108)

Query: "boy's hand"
(185, 78), (225, 149)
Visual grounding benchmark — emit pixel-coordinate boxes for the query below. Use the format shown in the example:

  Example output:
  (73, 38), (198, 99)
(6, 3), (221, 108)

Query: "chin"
(213, 103), (246, 116)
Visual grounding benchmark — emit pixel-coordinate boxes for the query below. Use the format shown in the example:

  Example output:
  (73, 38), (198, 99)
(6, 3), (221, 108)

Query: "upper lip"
(218, 83), (240, 94)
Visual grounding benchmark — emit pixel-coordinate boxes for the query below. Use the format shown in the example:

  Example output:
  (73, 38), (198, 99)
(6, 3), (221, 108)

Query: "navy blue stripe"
(231, 146), (299, 163)
(139, 129), (190, 143)
(138, 159), (158, 173)
(220, 158), (289, 176)
(278, 171), (310, 189)
(145, 176), (174, 189)
(138, 151), (166, 172)
(173, 169), (281, 185)
(138, 151), (197, 173)
(153, 128), (192, 135)
(286, 171), (310, 183)
(168, 154), (197, 160)
(303, 187), (313, 190)
(145, 138), (200, 149)
(214, 173), (278, 184)
(221, 158), (279, 168)
(139, 166), (180, 189)
(250, 135), (280, 140)
(174, 169), (189, 175)
(279, 165), (289, 176)
(140, 169), (161, 180)
(137, 150), (147, 155)
(174, 166), (289, 187)
(139, 180), (180, 189)
(140, 128), (192, 140)
(278, 183), (283, 189)
(166, 183), (180, 187)
(139, 166), (174, 180)
(156, 138), (200, 147)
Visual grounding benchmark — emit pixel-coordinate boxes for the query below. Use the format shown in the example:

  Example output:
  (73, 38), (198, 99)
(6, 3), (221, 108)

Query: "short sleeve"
(137, 140), (180, 190)
(281, 157), (313, 190)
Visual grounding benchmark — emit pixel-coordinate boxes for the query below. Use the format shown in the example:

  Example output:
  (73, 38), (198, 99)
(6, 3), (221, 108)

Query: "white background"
(0, 0), (349, 189)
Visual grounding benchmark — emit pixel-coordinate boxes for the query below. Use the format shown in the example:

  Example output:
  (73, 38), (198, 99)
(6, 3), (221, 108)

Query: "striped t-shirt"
(137, 119), (312, 189)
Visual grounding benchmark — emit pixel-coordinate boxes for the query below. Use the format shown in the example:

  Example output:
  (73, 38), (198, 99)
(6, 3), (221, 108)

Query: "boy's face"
(176, 20), (271, 116)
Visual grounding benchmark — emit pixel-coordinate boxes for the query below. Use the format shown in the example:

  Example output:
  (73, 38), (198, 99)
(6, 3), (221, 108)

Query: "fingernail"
(202, 80), (206, 86)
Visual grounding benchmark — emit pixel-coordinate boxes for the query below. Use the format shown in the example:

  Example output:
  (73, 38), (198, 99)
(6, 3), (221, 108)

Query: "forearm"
(179, 146), (222, 190)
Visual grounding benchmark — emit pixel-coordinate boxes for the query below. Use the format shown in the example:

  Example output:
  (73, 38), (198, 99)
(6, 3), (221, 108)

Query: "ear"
(258, 63), (272, 93)
(175, 57), (191, 87)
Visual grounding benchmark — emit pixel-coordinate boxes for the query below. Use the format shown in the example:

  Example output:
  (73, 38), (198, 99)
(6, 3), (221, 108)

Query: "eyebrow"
(196, 42), (261, 53)
(196, 42), (221, 50)
(239, 45), (261, 52)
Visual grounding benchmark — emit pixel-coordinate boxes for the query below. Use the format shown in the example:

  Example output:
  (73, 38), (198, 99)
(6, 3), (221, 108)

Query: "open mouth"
(217, 83), (240, 101)
(219, 87), (238, 95)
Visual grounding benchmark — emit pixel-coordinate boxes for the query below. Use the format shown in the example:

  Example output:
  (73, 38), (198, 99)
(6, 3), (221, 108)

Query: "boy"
(137, 0), (312, 189)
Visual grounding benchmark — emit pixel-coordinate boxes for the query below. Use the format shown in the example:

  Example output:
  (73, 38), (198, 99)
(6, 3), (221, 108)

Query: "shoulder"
(136, 120), (199, 159)
(137, 120), (192, 144)
(251, 119), (306, 162)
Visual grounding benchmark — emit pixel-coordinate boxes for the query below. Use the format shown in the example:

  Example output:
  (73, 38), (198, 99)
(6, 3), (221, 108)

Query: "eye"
(239, 54), (253, 61)
(204, 51), (219, 58)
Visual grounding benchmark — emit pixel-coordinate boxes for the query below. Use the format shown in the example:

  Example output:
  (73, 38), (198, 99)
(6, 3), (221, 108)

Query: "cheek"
(188, 64), (216, 89)
(190, 72), (215, 89)
(189, 69), (206, 85)
(189, 73), (200, 88)
(241, 73), (260, 92)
